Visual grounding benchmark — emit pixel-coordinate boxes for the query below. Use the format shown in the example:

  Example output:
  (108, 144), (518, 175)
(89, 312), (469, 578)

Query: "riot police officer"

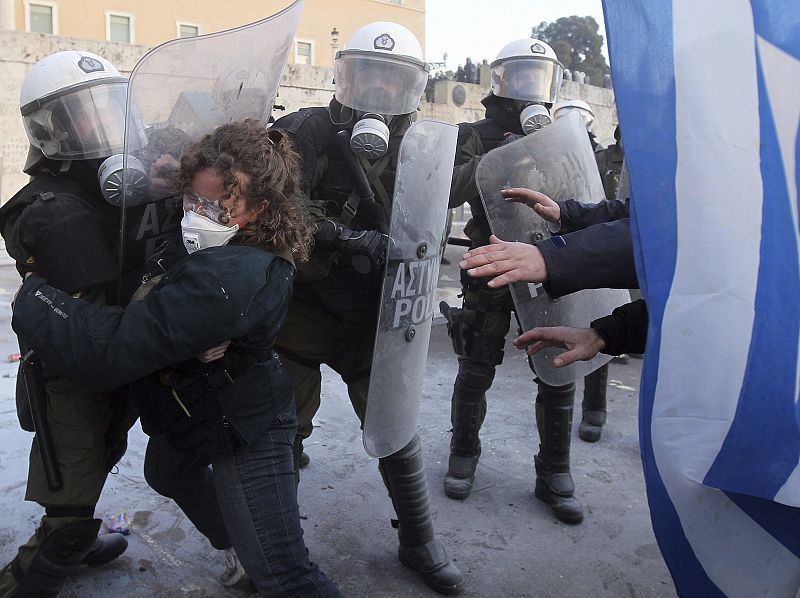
(0, 50), (133, 597)
(442, 38), (591, 524)
(273, 22), (464, 595)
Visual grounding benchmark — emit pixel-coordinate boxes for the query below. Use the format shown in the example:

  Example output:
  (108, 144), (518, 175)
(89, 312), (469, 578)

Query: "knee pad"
(455, 360), (496, 394)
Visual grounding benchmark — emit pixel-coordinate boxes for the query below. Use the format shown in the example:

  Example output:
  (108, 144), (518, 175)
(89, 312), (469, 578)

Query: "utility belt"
(439, 270), (511, 367)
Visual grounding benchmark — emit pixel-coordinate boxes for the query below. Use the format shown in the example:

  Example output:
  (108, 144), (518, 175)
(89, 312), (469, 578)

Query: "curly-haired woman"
(12, 119), (342, 597)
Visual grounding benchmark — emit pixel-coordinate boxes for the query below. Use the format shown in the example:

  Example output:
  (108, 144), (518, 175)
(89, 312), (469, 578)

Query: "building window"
(178, 23), (199, 38)
(26, 2), (57, 34)
(107, 12), (134, 44)
(296, 40), (313, 65)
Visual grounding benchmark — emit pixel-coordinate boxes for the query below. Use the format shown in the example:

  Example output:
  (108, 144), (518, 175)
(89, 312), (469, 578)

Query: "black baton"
(20, 350), (62, 491)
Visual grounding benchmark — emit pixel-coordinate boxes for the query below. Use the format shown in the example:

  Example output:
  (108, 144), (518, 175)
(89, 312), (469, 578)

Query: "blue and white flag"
(602, 0), (800, 595)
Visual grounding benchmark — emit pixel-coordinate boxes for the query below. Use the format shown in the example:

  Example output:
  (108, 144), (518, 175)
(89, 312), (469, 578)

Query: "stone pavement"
(0, 241), (675, 597)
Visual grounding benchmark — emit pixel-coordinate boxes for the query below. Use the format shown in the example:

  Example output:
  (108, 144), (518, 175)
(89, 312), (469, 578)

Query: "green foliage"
(531, 16), (610, 85)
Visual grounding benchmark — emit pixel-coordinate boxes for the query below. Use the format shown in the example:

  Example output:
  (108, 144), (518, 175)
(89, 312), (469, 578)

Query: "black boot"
(292, 435), (311, 469)
(380, 435), (465, 595)
(81, 533), (128, 567)
(534, 382), (584, 525)
(580, 364), (608, 443)
(444, 364), (490, 500)
(11, 518), (103, 597)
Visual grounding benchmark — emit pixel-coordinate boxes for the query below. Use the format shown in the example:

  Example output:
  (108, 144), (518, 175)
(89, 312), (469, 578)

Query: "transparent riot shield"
(476, 111), (630, 386)
(617, 159), (630, 201)
(363, 120), (458, 458)
(112, 1), (303, 300)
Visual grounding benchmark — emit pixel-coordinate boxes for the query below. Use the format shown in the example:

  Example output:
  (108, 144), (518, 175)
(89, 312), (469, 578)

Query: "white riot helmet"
(490, 38), (564, 105)
(334, 22), (429, 117)
(20, 51), (132, 161)
(553, 99), (595, 130)
(334, 22), (429, 159)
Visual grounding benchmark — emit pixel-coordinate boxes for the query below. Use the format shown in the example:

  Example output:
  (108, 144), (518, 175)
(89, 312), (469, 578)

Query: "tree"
(531, 16), (610, 85)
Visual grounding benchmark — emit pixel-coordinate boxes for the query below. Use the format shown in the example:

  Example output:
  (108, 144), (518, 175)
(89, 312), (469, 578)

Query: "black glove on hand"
(314, 219), (388, 272)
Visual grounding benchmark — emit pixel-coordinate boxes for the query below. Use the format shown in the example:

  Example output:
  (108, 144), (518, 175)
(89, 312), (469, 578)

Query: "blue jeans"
(211, 400), (342, 597)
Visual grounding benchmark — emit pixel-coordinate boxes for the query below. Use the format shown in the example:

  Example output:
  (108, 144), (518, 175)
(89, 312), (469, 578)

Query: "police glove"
(315, 219), (388, 272)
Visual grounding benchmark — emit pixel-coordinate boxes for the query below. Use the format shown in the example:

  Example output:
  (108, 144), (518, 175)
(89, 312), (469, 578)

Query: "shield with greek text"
(363, 119), (458, 458)
(476, 111), (630, 386)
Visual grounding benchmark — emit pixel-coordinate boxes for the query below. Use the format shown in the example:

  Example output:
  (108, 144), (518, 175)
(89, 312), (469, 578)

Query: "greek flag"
(602, 1), (800, 596)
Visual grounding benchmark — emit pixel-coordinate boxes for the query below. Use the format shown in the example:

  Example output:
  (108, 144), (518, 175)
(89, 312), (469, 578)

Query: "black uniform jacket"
(13, 245), (295, 450)
(273, 100), (407, 348)
(448, 93), (524, 246)
(539, 198), (637, 298)
(0, 165), (119, 294)
(591, 299), (648, 356)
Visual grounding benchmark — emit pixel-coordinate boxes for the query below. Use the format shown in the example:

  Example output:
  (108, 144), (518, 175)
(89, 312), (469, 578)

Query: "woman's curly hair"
(177, 119), (312, 261)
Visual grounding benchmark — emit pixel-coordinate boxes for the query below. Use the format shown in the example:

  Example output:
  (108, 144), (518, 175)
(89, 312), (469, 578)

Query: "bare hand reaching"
(513, 326), (606, 367)
(459, 234), (548, 288)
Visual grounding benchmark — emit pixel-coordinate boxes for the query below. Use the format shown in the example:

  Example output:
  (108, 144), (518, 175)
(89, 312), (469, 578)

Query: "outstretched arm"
(12, 253), (289, 391)
(513, 299), (648, 367)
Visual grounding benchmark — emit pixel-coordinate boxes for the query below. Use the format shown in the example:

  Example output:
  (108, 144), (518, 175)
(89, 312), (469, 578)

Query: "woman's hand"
(197, 340), (231, 363)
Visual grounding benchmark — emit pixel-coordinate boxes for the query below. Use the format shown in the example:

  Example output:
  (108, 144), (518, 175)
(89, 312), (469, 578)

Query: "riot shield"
(114, 1), (303, 299)
(363, 120), (458, 458)
(617, 159), (630, 201)
(476, 111), (630, 386)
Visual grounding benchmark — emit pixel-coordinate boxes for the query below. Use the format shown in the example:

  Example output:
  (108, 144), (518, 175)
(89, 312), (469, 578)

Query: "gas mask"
(350, 113), (390, 160)
(518, 103), (553, 135)
(98, 154), (149, 206)
(180, 210), (239, 254)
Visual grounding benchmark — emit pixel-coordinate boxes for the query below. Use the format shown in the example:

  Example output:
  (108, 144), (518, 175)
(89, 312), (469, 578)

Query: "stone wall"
(0, 30), (616, 202)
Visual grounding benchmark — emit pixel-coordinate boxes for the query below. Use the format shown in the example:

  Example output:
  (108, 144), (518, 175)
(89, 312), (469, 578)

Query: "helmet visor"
(23, 81), (130, 160)
(334, 51), (428, 116)
(491, 57), (563, 104)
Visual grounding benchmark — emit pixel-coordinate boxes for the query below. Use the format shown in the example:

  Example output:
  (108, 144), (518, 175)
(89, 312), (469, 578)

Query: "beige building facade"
(0, 0), (425, 67)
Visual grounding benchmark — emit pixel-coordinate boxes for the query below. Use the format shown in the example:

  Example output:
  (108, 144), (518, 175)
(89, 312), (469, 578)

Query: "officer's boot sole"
(398, 542), (465, 595)
(578, 420), (603, 443)
(443, 454), (478, 500)
(82, 534), (128, 567)
(299, 451), (310, 469)
(534, 479), (584, 525)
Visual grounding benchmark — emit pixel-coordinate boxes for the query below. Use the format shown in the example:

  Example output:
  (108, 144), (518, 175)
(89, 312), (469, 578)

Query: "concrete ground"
(0, 238), (675, 597)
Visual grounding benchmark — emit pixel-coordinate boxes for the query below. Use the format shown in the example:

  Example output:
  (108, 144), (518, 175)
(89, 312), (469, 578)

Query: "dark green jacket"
(13, 245), (295, 454)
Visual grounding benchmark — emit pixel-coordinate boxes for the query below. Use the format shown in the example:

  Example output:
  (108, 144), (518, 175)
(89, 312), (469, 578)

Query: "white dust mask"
(181, 210), (239, 254)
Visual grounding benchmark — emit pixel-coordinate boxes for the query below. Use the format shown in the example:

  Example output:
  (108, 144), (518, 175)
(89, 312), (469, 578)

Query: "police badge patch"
(373, 33), (395, 51)
(531, 43), (546, 54)
(78, 55), (105, 74)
